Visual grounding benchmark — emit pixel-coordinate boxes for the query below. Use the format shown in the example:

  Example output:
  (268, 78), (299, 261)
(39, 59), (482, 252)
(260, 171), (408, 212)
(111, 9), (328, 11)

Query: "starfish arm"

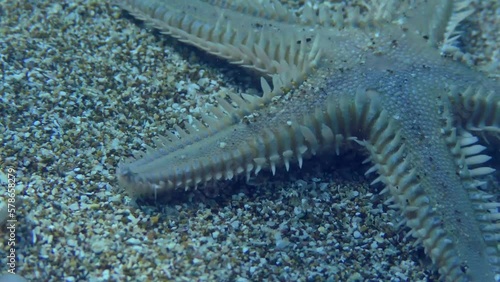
(115, 0), (322, 76)
(362, 97), (499, 281)
(116, 60), (375, 198)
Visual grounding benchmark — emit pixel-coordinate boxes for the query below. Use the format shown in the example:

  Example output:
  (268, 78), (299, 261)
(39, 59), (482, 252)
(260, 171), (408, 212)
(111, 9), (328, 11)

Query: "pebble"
(126, 238), (141, 245)
(353, 231), (362, 239)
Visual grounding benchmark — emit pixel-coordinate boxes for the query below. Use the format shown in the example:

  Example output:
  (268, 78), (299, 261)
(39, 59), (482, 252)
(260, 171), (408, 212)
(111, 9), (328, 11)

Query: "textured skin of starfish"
(114, 0), (500, 281)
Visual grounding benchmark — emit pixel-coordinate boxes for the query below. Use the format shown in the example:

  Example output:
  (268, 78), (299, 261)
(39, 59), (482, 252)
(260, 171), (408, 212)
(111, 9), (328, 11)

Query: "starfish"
(114, 0), (500, 281)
